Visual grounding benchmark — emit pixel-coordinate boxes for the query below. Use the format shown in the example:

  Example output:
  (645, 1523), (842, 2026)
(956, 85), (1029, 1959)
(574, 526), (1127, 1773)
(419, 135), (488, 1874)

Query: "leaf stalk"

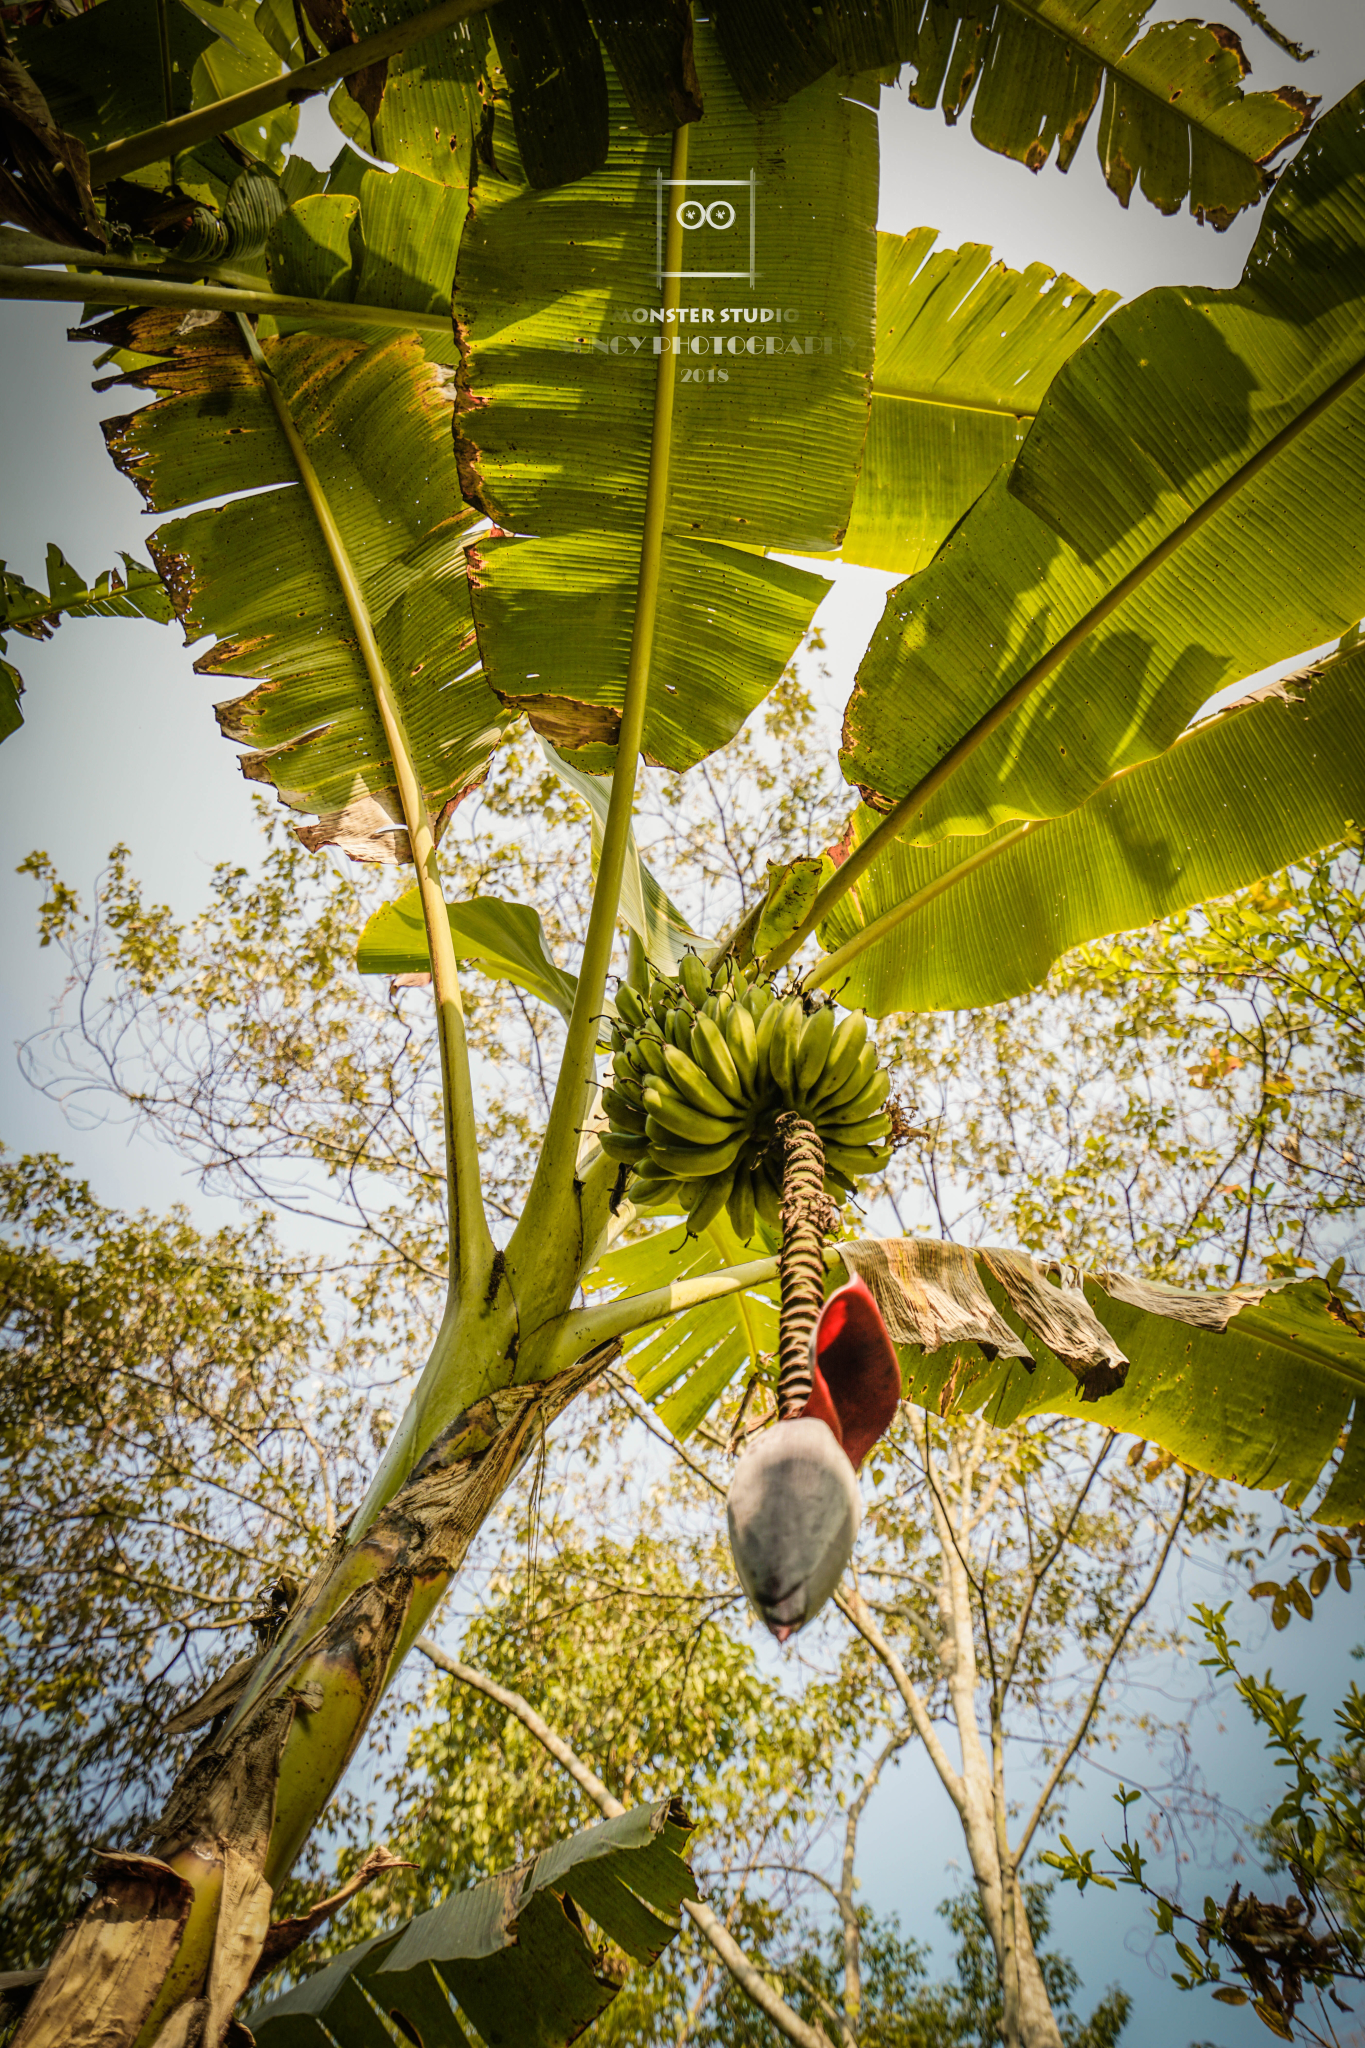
(86, 0), (500, 185)
(233, 315), (491, 1310)
(518, 120), (690, 1229)
(0, 258), (453, 340)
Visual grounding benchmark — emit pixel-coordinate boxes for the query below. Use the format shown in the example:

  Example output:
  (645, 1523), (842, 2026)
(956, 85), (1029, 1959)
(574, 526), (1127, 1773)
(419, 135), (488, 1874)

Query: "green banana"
(616, 983), (648, 1032)
(691, 1014), (744, 1103)
(822, 1174), (850, 1207)
(823, 1112), (890, 1148)
(644, 1093), (743, 1148)
(650, 1133), (747, 1179)
(754, 996), (782, 1074)
(818, 1071), (890, 1127)
(600, 1129), (650, 1164)
(794, 1004), (836, 1093)
(649, 979), (672, 1025)
(727, 1169), (757, 1244)
(685, 1169), (734, 1237)
(661, 1043), (738, 1121)
(746, 982), (774, 1022)
(679, 952), (709, 1007)
(767, 998), (803, 1096)
(634, 1034), (668, 1079)
(814, 1043), (879, 1113)
(818, 1011), (868, 1097)
(753, 1169), (782, 1232)
(823, 1161), (860, 1196)
(824, 1142), (892, 1181)
(725, 1001), (759, 1096)
(602, 1087), (648, 1133)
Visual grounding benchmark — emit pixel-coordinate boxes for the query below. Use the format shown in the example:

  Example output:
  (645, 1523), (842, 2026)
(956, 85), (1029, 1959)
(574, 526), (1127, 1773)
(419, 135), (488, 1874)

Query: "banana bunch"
(600, 953), (891, 1242)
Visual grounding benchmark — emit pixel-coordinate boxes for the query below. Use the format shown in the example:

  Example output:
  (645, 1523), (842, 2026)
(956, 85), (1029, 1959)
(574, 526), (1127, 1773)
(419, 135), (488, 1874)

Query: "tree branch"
(1014, 1473), (1194, 1862)
(834, 1587), (966, 1815)
(416, 1638), (835, 2048)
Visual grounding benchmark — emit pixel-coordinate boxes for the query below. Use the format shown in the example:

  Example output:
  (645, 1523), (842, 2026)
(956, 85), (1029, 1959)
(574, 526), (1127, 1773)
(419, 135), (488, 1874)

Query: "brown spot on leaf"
(507, 693), (623, 753)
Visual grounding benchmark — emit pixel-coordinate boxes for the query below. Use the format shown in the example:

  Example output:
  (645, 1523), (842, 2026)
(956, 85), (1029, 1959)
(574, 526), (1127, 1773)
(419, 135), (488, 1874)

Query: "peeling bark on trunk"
(15, 1356), (606, 2048)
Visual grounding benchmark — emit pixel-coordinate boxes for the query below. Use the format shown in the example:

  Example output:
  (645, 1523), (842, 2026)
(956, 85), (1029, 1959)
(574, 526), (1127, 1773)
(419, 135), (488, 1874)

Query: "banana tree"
(2, 1), (1364, 2043)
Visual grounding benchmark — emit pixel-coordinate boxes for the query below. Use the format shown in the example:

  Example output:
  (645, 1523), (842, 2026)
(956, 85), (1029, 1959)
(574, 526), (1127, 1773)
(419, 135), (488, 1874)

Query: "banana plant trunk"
(12, 1282), (605, 2048)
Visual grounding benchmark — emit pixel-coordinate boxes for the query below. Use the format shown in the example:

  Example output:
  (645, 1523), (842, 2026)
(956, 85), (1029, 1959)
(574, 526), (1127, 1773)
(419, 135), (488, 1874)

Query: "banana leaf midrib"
(874, 382), (1040, 422)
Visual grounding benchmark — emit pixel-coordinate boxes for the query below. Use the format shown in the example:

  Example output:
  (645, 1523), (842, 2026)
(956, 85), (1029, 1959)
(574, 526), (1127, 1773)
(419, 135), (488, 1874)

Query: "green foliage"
(1045, 1607), (1365, 2041)
(0, 1150), (365, 1966)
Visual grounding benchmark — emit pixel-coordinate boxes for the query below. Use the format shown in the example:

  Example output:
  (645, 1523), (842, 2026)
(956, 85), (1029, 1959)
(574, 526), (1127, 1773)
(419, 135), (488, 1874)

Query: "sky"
(3, 5), (1365, 2040)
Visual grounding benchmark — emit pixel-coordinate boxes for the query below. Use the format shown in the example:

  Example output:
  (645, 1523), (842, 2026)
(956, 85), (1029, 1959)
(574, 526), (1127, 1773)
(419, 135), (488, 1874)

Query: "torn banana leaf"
(842, 228), (1119, 577)
(824, 0), (1313, 228)
(0, 543), (173, 742)
(91, 306), (511, 864)
(597, 1228), (1365, 1520)
(818, 651), (1365, 1015)
(454, 15), (876, 774)
(248, 1797), (697, 2048)
(357, 891), (579, 1023)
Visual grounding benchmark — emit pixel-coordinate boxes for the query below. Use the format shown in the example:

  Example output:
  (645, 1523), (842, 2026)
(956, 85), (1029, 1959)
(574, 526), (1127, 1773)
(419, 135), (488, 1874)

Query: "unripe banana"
(819, 1070), (890, 1127)
(685, 1169), (734, 1237)
(823, 1161), (860, 1197)
(691, 1015), (744, 1103)
(822, 1112), (890, 1148)
(754, 996), (781, 1073)
(634, 1034), (668, 1079)
(666, 1007), (692, 1052)
(711, 959), (732, 993)
(649, 980), (671, 1024)
(600, 1130), (649, 1164)
(612, 1050), (639, 1083)
(644, 1094), (743, 1149)
(661, 1043), (737, 1121)
(824, 1142), (892, 1181)
(753, 1169), (782, 1233)
(679, 952), (709, 1007)
(616, 983), (648, 1032)
(816, 1043), (879, 1113)
(727, 1169), (757, 1244)
(795, 1004), (835, 1094)
(822, 1174), (850, 1207)
(746, 983), (774, 1022)
(812, 1012), (867, 1099)
(768, 998), (803, 1096)
(650, 1133), (747, 1179)
(726, 1002), (759, 1096)
(602, 1087), (648, 1133)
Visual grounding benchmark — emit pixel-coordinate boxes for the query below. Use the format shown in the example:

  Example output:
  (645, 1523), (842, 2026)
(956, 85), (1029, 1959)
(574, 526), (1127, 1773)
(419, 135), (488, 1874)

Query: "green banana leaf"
(816, 651), (1365, 1014)
(826, 0), (1313, 227)
(88, 305), (511, 863)
(313, 0), (490, 188)
(453, 16), (876, 774)
(842, 82), (1365, 846)
(540, 741), (702, 975)
(357, 891), (579, 1022)
(0, 543), (173, 741)
(591, 1231), (1365, 1520)
(248, 1797), (697, 2048)
(841, 227), (1120, 576)
(590, 1214), (777, 1441)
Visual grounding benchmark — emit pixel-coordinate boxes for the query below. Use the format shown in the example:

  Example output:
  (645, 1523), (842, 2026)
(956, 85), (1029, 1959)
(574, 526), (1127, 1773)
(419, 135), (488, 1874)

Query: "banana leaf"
(595, 1230), (1365, 1520)
(453, 16), (877, 774)
(357, 891), (579, 1022)
(590, 1215), (777, 1440)
(843, 82), (1365, 847)
(87, 305), (511, 863)
(248, 1797), (697, 2048)
(816, 651), (1365, 1014)
(824, 0), (1314, 228)
(0, 543), (173, 742)
(540, 741), (702, 974)
(841, 227), (1120, 576)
